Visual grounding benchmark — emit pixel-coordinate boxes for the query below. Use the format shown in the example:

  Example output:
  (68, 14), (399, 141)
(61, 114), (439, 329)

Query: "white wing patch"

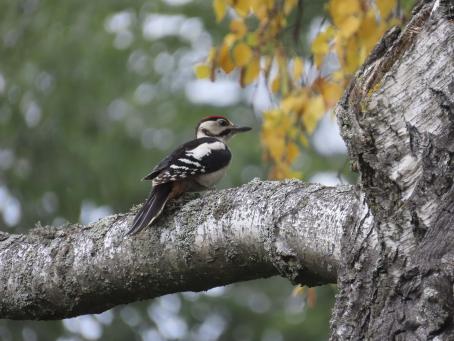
(170, 164), (189, 170)
(178, 158), (202, 167)
(186, 141), (225, 160)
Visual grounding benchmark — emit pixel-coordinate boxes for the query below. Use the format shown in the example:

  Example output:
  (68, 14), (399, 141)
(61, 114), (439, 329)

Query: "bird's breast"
(195, 166), (228, 188)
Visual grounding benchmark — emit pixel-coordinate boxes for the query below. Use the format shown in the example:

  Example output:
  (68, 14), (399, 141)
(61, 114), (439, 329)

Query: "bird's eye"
(219, 119), (228, 126)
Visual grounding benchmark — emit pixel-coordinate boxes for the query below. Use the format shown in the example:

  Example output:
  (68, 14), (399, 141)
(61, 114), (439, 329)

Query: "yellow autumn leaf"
(388, 17), (401, 27)
(266, 14), (285, 39)
(284, 0), (298, 14)
(300, 134), (309, 147)
(311, 27), (334, 67)
(377, 0), (396, 19)
(233, 42), (253, 66)
(262, 108), (302, 180)
(223, 33), (237, 47)
(262, 109), (293, 164)
(329, 0), (361, 27)
(271, 76), (280, 93)
(207, 47), (217, 63)
(230, 19), (247, 38)
(246, 32), (258, 47)
(264, 0), (275, 10)
(281, 95), (305, 114)
(276, 49), (289, 95)
(303, 95), (325, 133)
(358, 10), (381, 51)
(213, 0), (227, 22)
(338, 15), (361, 38)
(333, 34), (345, 68)
(265, 108), (294, 131)
(292, 57), (304, 81)
(263, 55), (273, 81)
(317, 79), (343, 107)
(287, 142), (299, 162)
(359, 44), (368, 66)
(194, 64), (211, 79)
(250, 0), (261, 12)
(262, 107), (280, 121)
(272, 167), (290, 180)
(218, 44), (235, 73)
(312, 34), (330, 55)
(332, 70), (344, 82)
(273, 165), (301, 180)
(342, 36), (360, 73)
(241, 57), (260, 86)
(234, 0), (251, 16)
(262, 130), (285, 162)
(251, 0), (267, 20)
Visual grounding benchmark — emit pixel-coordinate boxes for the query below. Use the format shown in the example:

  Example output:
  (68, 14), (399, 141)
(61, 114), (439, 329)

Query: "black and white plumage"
(127, 116), (251, 236)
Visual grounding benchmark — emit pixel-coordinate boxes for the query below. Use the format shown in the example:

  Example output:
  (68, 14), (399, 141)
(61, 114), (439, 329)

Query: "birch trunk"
(331, 1), (454, 339)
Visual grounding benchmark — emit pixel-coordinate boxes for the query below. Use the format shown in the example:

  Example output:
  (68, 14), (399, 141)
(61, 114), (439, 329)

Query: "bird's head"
(195, 116), (251, 142)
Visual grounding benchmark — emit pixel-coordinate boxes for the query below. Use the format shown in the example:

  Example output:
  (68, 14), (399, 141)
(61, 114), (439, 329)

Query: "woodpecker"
(126, 116), (251, 235)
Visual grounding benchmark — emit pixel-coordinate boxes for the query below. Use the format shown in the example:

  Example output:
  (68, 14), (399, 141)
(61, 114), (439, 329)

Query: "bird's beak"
(230, 126), (252, 134)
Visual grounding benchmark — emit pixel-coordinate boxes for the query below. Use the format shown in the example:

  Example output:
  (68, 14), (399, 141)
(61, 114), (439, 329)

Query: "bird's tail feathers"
(126, 183), (172, 236)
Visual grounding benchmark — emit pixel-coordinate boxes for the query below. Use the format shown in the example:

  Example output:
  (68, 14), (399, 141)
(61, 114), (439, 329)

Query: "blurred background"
(0, 0), (350, 340)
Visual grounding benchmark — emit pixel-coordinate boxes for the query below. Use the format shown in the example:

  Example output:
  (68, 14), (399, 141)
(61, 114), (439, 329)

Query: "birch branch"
(0, 179), (360, 320)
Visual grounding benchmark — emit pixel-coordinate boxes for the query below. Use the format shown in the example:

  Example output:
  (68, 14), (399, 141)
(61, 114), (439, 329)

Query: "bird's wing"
(141, 140), (194, 180)
(142, 137), (231, 185)
(142, 153), (175, 180)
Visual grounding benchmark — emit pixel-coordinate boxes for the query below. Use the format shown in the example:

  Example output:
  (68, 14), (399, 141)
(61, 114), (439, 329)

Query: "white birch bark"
(0, 180), (359, 319)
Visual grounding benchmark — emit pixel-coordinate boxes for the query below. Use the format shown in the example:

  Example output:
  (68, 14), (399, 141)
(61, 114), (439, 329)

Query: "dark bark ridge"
(332, 1), (454, 339)
(0, 180), (358, 320)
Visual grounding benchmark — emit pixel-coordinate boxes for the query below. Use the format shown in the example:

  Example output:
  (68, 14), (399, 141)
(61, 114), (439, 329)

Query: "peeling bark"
(332, 0), (454, 339)
(0, 180), (358, 320)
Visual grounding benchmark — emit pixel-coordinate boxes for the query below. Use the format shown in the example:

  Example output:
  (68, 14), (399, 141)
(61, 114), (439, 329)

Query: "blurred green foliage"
(0, 0), (349, 340)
